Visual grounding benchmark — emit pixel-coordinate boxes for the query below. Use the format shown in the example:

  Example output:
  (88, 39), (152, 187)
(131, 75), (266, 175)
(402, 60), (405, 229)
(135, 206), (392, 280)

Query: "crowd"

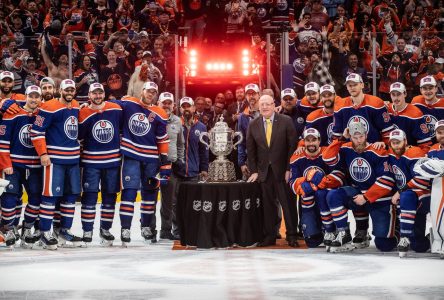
(0, 0), (444, 257)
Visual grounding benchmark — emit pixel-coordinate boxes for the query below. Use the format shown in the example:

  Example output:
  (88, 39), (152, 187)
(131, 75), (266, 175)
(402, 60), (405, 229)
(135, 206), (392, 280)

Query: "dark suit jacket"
(246, 113), (297, 182)
(227, 100), (248, 128)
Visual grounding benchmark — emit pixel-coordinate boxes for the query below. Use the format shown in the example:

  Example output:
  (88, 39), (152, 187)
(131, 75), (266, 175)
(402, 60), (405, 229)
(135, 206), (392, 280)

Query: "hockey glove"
(306, 168), (324, 186)
(413, 158), (444, 178)
(299, 182), (318, 197)
(159, 155), (172, 185)
(0, 100), (21, 115)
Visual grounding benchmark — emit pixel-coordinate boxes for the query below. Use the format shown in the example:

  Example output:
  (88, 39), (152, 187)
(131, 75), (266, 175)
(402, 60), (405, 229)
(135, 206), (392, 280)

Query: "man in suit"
(247, 95), (299, 247)
(227, 85), (248, 129)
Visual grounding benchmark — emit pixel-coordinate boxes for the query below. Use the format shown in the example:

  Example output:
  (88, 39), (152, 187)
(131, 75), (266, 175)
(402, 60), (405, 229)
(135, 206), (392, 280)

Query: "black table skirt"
(177, 182), (263, 249)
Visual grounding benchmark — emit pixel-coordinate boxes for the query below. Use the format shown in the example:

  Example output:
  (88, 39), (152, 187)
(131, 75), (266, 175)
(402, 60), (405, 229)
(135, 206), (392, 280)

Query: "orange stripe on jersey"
(157, 143), (169, 155)
(81, 153), (120, 160)
(32, 139), (48, 157)
(436, 178), (444, 227)
(43, 165), (52, 197)
(121, 141), (158, 154)
(47, 149), (80, 155)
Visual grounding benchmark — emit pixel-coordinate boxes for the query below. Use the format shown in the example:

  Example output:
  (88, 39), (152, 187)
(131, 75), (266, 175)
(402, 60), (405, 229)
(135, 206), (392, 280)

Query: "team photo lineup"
(0, 0), (444, 261)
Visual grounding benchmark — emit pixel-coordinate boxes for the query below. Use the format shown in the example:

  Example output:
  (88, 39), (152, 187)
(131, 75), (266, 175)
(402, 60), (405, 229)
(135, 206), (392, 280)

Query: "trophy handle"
(232, 131), (243, 149)
(199, 132), (210, 149)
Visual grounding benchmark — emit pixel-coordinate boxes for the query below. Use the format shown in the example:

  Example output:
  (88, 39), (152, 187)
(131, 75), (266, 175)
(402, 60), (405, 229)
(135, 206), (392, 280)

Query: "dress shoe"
(258, 238), (276, 247)
(288, 239), (299, 248)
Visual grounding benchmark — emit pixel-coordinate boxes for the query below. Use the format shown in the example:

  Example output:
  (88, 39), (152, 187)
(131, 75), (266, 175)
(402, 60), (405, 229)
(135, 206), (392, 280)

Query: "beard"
(353, 143), (366, 153)
(391, 147), (406, 156)
(42, 93), (54, 101)
(306, 145), (318, 153)
(183, 110), (193, 120)
(0, 85), (12, 94)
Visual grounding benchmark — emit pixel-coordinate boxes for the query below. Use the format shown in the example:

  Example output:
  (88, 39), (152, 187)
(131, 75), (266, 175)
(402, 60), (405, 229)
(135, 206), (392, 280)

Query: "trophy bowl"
(199, 116), (243, 182)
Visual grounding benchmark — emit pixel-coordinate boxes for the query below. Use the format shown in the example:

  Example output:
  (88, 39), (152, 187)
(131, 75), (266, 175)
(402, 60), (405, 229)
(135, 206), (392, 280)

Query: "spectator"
(194, 96), (211, 127)
(151, 10), (178, 37)
(100, 50), (129, 100)
(182, 0), (207, 46)
(341, 53), (369, 94)
(127, 51), (162, 97)
(309, 0), (329, 32)
(306, 27), (335, 87)
(17, 56), (46, 91)
(74, 55), (99, 103)
(295, 13), (321, 43)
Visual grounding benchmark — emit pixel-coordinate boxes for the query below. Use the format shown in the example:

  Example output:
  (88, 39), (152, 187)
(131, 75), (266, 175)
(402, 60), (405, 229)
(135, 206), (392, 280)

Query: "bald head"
(262, 88), (274, 98)
(259, 95), (275, 118)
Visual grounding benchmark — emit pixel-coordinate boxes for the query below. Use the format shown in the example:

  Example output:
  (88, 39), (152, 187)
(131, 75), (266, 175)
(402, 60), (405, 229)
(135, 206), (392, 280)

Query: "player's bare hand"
(353, 194), (367, 206)
(3, 167), (13, 175)
(40, 154), (51, 166)
(342, 128), (351, 139)
(275, 105), (283, 113)
(372, 142), (386, 150)
(391, 191), (400, 205)
(241, 165), (250, 177)
(199, 171), (208, 181)
(294, 146), (305, 155)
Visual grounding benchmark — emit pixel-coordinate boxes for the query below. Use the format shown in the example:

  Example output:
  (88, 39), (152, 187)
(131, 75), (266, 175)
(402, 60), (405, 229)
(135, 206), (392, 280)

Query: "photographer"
(63, 0), (89, 33)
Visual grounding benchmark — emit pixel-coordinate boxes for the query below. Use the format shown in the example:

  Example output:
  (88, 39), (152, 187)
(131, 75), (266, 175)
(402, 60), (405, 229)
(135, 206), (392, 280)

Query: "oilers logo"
(19, 125), (33, 148)
(64, 116), (78, 140)
(92, 120), (114, 143)
(276, 0), (288, 10)
(424, 114), (437, 136)
(349, 158), (372, 182)
(392, 165), (406, 189)
(327, 122), (334, 144)
(257, 7), (267, 18)
(303, 166), (325, 178)
(129, 113), (151, 136)
(347, 116), (369, 134)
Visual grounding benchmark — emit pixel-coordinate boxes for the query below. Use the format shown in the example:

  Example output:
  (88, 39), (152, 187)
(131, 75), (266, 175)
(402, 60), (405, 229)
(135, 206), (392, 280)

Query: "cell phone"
(71, 31), (84, 36)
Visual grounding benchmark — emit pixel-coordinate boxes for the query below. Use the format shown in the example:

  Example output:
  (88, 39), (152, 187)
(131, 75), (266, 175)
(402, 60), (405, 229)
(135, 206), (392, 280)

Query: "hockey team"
(0, 69), (444, 259)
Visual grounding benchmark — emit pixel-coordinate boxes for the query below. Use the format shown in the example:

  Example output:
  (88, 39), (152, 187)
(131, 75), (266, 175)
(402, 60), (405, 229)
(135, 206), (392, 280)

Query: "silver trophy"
(199, 116), (243, 182)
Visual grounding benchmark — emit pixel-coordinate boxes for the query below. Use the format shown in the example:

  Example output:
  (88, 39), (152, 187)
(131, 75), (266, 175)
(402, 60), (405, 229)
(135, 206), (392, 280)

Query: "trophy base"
(208, 159), (237, 182)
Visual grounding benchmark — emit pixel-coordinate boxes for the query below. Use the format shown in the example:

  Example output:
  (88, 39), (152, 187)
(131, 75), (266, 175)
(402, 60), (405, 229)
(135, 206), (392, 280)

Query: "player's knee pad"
(304, 233), (323, 248)
(102, 193), (117, 206)
(27, 194), (41, 206)
(301, 209), (322, 238)
(326, 189), (345, 208)
(122, 189), (137, 201)
(81, 192), (98, 206)
(1, 193), (18, 209)
(410, 236), (430, 253)
(374, 237), (397, 252)
(62, 194), (79, 205)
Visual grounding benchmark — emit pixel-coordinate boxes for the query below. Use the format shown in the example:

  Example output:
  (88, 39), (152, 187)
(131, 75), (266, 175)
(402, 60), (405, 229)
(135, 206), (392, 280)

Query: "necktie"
(266, 118), (272, 147)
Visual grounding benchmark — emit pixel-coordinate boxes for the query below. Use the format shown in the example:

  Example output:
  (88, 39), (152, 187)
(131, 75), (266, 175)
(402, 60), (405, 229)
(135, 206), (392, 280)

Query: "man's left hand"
(353, 194), (367, 206)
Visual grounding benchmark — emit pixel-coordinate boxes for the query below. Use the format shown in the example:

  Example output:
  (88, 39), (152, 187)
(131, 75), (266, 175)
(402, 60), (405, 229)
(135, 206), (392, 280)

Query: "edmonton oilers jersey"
(428, 143), (444, 160)
(388, 146), (430, 199)
(31, 99), (80, 165)
(411, 96), (444, 139)
(0, 108), (40, 169)
(333, 95), (394, 143)
(305, 108), (334, 146)
(119, 97), (169, 163)
(79, 102), (122, 168)
(323, 141), (395, 203)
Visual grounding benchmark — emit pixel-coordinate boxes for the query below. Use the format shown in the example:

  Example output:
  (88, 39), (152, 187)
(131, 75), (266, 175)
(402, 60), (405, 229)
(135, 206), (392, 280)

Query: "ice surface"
(1, 204), (443, 300)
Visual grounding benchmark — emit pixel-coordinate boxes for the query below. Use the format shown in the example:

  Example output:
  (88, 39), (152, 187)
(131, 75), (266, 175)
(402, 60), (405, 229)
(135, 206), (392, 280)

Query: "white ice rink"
(1, 203), (444, 300)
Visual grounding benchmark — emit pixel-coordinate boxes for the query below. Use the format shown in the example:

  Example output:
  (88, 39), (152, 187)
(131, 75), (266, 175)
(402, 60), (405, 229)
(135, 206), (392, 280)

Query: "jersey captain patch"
(349, 157), (372, 182)
(92, 120), (114, 143)
(64, 116), (78, 140)
(129, 113), (151, 136)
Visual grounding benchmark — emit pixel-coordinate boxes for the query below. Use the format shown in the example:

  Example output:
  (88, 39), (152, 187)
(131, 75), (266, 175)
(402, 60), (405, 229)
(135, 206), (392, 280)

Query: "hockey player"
(31, 79), (82, 250)
(323, 121), (397, 253)
(0, 85), (43, 248)
(332, 73), (394, 144)
(411, 76), (444, 139)
(305, 84), (341, 146)
(387, 129), (430, 257)
(40, 77), (57, 102)
(387, 82), (432, 150)
(289, 128), (344, 249)
(238, 83), (260, 180)
(78, 83), (122, 246)
(117, 81), (170, 245)
(0, 71), (25, 104)
(298, 82), (323, 120)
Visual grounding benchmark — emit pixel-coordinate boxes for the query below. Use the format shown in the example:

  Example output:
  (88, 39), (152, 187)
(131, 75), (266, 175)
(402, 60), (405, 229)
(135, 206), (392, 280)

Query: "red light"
(190, 49), (197, 56)
(242, 49), (249, 56)
(243, 70), (249, 76)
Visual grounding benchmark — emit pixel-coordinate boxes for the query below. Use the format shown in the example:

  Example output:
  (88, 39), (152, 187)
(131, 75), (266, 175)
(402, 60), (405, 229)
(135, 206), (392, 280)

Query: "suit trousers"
(260, 166), (298, 240)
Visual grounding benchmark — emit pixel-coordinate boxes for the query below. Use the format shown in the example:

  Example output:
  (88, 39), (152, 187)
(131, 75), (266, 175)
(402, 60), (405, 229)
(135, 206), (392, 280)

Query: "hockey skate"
(121, 229), (131, 247)
(99, 228), (114, 247)
(352, 230), (371, 249)
(20, 227), (37, 249)
(323, 232), (336, 252)
(83, 231), (93, 246)
(141, 227), (157, 244)
(4, 230), (16, 249)
(398, 237), (410, 258)
(58, 228), (83, 247)
(330, 230), (353, 253)
(40, 231), (58, 250)
(13, 226), (20, 242)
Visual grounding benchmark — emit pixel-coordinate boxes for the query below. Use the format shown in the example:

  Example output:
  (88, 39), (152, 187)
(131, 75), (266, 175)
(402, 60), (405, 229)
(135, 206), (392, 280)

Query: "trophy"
(199, 116), (243, 182)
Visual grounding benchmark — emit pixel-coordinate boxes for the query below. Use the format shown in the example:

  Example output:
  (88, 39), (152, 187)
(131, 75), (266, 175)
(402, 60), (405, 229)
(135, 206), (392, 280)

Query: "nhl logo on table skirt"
(232, 200), (240, 211)
(245, 198), (251, 210)
(193, 200), (202, 211)
(64, 116), (78, 140)
(256, 198), (260, 208)
(203, 201), (212, 212)
(349, 158), (372, 182)
(219, 200), (227, 212)
(92, 120), (114, 143)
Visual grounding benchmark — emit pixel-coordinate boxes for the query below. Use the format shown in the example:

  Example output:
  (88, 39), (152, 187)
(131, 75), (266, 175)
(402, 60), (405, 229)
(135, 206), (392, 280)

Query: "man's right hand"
(241, 165), (250, 177)
(40, 154), (51, 166)
(247, 173), (258, 183)
(3, 167), (13, 175)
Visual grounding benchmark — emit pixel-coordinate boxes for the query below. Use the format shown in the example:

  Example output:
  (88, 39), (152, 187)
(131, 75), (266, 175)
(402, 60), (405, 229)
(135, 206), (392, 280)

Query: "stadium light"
(190, 49), (197, 57)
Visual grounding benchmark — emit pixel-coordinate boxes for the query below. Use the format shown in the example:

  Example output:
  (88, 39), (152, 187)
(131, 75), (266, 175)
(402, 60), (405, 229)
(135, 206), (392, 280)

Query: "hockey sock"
(353, 211), (369, 231)
(316, 191), (335, 233)
(399, 190), (419, 237)
(81, 192), (98, 232)
(13, 197), (23, 227)
(23, 193), (41, 228)
(101, 193), (117, 230)
(60, 194), (78, 229)
(1, 193), (18, 228)
(140, 188), (158, 227)
(120, 189), (137, 230)
(326, 190), (349, 230)
(53, 198), (61, 229)
(39, 196), (56, 232)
